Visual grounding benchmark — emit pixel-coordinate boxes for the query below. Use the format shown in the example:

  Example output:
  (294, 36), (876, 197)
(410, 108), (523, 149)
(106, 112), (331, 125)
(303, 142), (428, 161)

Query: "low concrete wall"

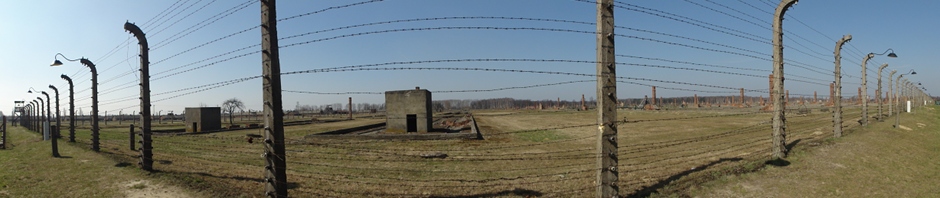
(470, 114), (484, 140)
(303, 115), (482, 141)
(303, 132), (477, 141)
(307, 123), (386, 136)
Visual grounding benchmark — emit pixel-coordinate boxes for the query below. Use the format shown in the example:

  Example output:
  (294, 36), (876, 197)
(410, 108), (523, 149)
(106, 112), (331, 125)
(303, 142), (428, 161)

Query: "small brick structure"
(385, 87), (432, 133)
(184, 107), (221, 132)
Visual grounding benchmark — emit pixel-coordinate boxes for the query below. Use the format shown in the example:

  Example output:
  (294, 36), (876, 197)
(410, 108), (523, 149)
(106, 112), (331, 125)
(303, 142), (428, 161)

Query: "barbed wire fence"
(36, 0), (916, 197)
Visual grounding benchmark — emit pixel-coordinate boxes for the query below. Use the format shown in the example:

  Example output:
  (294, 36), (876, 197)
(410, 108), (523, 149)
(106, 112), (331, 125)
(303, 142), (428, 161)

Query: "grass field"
(1, 104), (887, 197)
(0, 123), (197, 197)
(688, 106), (940, 197)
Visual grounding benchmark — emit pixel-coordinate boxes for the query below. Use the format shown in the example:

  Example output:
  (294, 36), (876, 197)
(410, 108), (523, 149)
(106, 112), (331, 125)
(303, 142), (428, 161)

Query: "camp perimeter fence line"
(59, 0), (886, 108)
(15, 0), (936, 197)
(44, 104), (875, 197)
(71, 17), (875, 112)
(22, 96), (900, 196)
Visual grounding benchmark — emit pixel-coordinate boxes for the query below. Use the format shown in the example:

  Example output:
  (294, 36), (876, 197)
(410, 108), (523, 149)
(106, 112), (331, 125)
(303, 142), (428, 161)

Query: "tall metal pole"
(125, 22), (153, 171)
(261, 0), (288, 196)
(61, 75), (76, 142)
(595, 0), (618, 196)
(49, 87), (61, 157)
(833, 35), (850, 138)
(876, 64), (888, 121)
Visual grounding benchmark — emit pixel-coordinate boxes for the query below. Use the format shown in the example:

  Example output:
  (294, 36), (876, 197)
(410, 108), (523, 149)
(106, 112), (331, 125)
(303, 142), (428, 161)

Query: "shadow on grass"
(786, 139), (802, 154)
(765, 158), (790, 167)
(762, 138), (802, 167)
(55, 156), (73, 159)
(115, 162), (133, 167)
(429, 188), (542, 198)
(154, 169), (301, 190)
(627, 157), (743, 198)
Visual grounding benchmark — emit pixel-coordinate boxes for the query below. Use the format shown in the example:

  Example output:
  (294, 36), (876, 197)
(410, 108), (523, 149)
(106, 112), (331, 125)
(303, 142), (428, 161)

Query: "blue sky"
(1, 0), (937, 116)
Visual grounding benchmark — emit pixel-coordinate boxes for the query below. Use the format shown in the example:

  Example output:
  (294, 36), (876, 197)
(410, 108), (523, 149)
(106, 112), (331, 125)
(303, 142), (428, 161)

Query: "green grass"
(514, 129), (567, 142)
(1, 105), (886, 197)
(0, 126), (196, 198)
(651, 106), (940, 197)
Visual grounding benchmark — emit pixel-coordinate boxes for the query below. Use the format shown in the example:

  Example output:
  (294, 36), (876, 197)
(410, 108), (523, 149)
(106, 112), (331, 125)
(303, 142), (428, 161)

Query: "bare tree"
(222, 98), (245, 126)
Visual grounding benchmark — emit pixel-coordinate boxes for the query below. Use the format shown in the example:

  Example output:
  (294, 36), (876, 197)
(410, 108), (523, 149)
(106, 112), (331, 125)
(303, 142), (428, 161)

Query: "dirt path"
(123, 179), (192, 198)
(691, 107), (940, 197)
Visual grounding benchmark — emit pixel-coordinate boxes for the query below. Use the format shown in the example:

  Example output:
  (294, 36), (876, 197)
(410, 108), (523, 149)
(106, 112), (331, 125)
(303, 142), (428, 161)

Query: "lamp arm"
(55, 53), (81, 62)
(873, 48), (894, 56)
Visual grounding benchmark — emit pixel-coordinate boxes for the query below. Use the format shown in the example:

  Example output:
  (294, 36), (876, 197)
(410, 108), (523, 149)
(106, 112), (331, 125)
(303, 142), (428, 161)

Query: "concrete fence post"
(130, 124), (135, 151)
(771, 0), (798, 160)
(833, 35), (851, 137)
(595, 0), (619, 196)
(348, 97), (353, 120)
(125, 21), (154, 171)
(261, 0), (289, 196)
(2, 116), (6, 149)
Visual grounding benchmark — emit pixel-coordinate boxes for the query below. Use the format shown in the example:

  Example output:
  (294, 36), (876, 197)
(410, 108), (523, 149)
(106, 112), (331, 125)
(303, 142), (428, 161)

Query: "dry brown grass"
(688, 106), (940, 198)
(49, 105), (872, 197)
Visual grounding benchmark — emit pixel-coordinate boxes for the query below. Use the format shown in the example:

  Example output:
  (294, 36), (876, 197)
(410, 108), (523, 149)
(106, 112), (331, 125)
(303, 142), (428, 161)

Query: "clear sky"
(1, 0), (937, 116)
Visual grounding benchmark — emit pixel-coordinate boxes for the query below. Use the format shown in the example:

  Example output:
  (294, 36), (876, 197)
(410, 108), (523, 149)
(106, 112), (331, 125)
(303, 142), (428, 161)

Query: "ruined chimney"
(769, 74), (774, 103)
(581, 94), (586, 111)
(348, 97), (353, 120)
(651, 86), (657, 106)
(858, 87), (862, 104)
(829, 83), (834, 105)
(814, 91), (818, 104)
